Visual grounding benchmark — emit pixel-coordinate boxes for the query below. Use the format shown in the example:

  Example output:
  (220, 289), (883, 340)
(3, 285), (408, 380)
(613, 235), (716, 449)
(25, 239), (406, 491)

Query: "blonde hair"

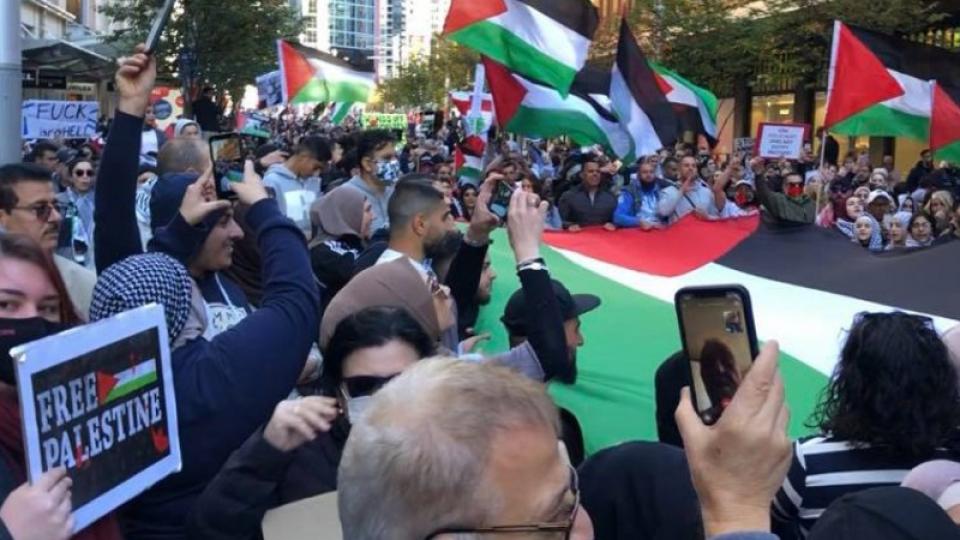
(926, 191), (955, 215)
(338, 357), (560, 540)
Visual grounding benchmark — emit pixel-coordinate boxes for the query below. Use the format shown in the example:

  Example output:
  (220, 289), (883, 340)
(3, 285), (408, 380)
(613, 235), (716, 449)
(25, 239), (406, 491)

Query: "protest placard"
(21, 100), (99, 139)
(256, 71), (283, 109)
(756, 122), (810, 160)
(12, 304), (180, 532)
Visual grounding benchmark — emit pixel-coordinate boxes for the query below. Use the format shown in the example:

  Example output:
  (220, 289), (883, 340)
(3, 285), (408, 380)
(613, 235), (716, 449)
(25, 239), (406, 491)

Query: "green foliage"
(587, 0), (950, 96)
(378, 36), (478, 109)
(100, 0), (303, 103)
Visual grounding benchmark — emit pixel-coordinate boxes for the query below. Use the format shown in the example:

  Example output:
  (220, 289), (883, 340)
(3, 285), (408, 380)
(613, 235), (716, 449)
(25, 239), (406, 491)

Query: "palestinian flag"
(610, 19), (677, 161)
(96, 359), (158, 405)
(932, 82), (960, 163)
(483, 56), (633, 161)
(649, 61), (718, 141)
(277, 40), (375, 105)
(824, 22), (960, 141)
(329, 102), (354, 125)
(473, 222), (959, 455)
(443, 0), (599, 96)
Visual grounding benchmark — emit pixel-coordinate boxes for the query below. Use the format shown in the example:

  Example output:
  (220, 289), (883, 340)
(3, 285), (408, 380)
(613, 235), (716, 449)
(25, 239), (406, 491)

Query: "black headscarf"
(809, 486), (960, 540)
(578, 441), (702, 540)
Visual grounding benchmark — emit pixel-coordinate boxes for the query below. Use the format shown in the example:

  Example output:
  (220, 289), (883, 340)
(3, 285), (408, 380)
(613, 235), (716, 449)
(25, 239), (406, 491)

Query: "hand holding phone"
(145, 0), (176, 55)
(488, 178), (517, 222)
(675, 285), (759, 424)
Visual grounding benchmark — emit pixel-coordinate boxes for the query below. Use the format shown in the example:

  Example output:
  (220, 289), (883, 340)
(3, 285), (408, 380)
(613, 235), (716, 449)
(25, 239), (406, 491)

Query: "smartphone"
(488, 180), (516, 221)
(145, 0), (176, 55)
(209, 133), (262, 200)
(675, 285), (759, 425)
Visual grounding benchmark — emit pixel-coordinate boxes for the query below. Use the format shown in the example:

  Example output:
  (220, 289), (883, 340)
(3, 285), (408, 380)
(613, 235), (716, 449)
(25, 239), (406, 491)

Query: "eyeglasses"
(425, 465), (580, 539)
(12, 201), (67, 222)
(73, 169), (94, 177)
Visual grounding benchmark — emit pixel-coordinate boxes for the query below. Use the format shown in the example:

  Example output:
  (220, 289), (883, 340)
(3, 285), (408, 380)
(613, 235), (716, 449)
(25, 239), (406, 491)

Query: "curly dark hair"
(811, 312), (960, 458)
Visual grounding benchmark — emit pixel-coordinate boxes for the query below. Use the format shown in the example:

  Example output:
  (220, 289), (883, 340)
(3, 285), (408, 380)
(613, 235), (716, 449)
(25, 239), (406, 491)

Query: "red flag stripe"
(824, 22), (903, 128)
(931, 83), (960, 151)
(482, 56), (527, 128)
(443, 0), (507, 34)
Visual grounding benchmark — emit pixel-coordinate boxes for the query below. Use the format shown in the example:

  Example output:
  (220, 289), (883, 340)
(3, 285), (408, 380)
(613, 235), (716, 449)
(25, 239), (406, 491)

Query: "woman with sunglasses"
(772, 312), (960, 539)
(55, 158), (97, 269)
(188, 306), (435, 540)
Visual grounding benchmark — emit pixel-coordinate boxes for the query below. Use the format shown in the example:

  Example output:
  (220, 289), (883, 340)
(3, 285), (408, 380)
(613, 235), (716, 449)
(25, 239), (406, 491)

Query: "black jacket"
(558, 185), (617, 228)
(186, 424), (345, 540)
(310, 236), (364, 299)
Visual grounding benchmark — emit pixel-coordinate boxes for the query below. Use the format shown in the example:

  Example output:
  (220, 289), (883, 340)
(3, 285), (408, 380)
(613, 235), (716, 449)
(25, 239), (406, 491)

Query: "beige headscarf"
(309, 186), (366, 247)
(320, 258), (444, 350)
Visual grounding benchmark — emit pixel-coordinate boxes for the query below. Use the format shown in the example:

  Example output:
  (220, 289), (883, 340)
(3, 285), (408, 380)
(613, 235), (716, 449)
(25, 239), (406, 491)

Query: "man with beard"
(501, 279), (601, 465)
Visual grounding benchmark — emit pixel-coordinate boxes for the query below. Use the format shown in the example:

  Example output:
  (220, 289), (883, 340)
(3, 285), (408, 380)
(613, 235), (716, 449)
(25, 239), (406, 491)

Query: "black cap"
(501, 279), (601, 336)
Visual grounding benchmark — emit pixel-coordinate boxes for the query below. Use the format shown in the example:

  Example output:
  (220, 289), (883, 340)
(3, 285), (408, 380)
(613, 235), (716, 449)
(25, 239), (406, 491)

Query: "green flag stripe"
(448, 21), (579, 96)
(936, 140), (960, 163)
(292, 79), (371, 105)
(830, 103), (930, 141)
(473, 230), (827, 455)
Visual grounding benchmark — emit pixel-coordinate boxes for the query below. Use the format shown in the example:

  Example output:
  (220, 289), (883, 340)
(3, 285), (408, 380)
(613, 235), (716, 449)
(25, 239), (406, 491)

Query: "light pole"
(0, 2), (22, 164)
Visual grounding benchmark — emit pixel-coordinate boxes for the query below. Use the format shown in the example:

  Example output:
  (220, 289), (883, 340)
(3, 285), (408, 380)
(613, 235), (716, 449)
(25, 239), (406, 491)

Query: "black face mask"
(425, 230), (463, 261)
(0, 317), (68, 386)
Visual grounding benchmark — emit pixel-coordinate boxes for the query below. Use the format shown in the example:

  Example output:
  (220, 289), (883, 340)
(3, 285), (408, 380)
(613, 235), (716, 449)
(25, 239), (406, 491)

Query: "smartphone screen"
(210, 135), (245, 183)
(489, 180), (515, 221)
(145, 0), (175, 54)
(676, 286), (758, 424)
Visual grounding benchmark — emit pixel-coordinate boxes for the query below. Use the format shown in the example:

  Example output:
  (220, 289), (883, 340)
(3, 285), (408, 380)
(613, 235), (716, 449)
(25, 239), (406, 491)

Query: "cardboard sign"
(734, 137), (755, 156)
(262, 492), (341, 540)
(360, 113), (406, 130)
(21, 100), (99, 139)
(257, 71), (283, 109)
(13, 304), (181, 532)
(756, 122), (810, 160)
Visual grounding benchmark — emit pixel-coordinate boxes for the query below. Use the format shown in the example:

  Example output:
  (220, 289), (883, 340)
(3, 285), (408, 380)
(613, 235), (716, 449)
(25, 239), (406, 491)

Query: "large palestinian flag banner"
(277, 40), (375, 105)
(475, 221), (959, 454)
(825, 22), (960, 144)
(649, 62), (719, 141)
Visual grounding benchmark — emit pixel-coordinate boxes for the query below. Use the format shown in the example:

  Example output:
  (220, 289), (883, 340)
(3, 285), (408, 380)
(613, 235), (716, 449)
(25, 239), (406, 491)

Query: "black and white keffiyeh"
(90, 253), (192, 342)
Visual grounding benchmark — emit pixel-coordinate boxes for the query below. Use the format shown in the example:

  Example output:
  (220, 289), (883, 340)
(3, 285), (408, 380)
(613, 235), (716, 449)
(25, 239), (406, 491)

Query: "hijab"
(309, 186), (366, 246)
(173, 119), (200, 137)
(853, 215), (884, 252)
(319, 258), (441, 350)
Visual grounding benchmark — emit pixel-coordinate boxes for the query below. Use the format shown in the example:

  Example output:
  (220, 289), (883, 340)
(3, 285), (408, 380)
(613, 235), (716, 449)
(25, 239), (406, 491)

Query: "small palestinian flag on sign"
(483, 56), (633, 161)
(96, 358), (157, 406)
(824, 21), (960, 142)
(444, 0), (599, 97)
(277, 40), (375, 105)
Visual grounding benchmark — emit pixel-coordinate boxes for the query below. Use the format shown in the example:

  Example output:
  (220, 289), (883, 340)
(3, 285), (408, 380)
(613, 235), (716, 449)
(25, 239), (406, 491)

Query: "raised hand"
(0, 467), (74, 540)
(675, 341), (792, 538)
(229, 160), (269, 206)
(180, 169), (231, 226)
(115, 44), (157, 117)
(263, 397), (340, 452)
(506, 183), (548, 264)
(466, 173), (503, 245)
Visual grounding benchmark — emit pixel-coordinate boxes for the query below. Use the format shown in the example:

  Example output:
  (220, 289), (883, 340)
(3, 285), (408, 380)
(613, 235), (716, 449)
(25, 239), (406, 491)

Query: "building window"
(750, 94), (795, 137)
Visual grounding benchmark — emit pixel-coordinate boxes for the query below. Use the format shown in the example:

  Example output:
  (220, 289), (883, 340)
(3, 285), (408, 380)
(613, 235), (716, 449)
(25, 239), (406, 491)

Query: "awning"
(21, 38), (116, 80)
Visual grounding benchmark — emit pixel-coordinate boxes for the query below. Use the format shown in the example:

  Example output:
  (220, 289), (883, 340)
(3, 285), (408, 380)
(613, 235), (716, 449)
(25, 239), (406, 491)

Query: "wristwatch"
(517, 258), (547, 272)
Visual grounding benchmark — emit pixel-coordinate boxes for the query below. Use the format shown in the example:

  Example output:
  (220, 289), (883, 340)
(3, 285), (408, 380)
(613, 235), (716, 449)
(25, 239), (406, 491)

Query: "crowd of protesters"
(0, 43), (959, 540)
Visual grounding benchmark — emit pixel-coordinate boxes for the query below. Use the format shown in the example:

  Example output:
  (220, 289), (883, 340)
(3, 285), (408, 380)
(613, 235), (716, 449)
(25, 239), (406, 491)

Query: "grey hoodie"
(344, 175), (393, 233)
(262, 163), (321, 236)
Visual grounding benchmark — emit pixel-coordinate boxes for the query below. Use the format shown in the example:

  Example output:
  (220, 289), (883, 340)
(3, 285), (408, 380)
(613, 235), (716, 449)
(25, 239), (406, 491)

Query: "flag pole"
(816, 20), (842, 214)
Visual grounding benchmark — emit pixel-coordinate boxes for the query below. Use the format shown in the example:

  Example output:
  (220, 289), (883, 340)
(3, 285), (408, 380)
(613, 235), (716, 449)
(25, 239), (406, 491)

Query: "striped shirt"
(771, 435), (960, 538)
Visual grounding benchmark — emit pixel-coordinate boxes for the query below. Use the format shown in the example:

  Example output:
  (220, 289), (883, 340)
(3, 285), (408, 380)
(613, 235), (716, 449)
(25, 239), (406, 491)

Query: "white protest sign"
(13, 304), (180, 533)
(756, 122), (810, 160)
(21, 100), (99, 139)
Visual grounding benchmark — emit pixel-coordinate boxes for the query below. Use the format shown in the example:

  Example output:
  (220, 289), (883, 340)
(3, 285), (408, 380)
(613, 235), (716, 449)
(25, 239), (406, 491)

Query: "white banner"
(21, 100), (99, 140)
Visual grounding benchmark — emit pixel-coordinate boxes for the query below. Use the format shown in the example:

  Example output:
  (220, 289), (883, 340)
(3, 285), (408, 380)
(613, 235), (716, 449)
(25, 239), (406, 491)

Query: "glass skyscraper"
(329, 0), (377, 68)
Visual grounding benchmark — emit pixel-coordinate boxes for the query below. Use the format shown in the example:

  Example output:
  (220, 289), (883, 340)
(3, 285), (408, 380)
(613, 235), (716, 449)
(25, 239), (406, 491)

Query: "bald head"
(158, 137), (212, 176)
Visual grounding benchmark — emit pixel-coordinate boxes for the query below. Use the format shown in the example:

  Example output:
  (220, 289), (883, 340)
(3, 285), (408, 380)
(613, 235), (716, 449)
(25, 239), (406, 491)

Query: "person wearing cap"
(262, 136), (331, 237)
(502, 277), (600, 465)
(614, 160), (671, 229)
(866, 189), (895, 222)
(755, 171), (815, 224)
(89, 159), (320, 539)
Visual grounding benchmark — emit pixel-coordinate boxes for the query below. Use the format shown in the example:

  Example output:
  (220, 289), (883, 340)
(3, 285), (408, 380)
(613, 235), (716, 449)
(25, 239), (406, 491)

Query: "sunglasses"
(12, 201), (68, 222)
(341, 374), (399, 399)
(73, 169), (94, 177)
